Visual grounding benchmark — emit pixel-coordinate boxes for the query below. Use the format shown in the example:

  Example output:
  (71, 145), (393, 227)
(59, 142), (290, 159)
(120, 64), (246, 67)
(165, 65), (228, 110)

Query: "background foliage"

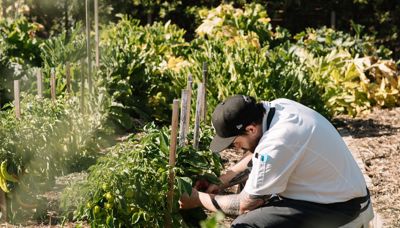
(0, 1), (399, 226)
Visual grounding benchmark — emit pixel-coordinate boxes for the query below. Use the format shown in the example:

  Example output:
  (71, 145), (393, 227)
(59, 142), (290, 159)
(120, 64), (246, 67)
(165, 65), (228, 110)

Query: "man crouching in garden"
(180, 95), (372, 227)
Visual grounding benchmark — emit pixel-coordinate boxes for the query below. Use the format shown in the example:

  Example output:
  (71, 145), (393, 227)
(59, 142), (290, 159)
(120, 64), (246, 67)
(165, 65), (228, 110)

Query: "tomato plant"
(61, 123), (222, 227)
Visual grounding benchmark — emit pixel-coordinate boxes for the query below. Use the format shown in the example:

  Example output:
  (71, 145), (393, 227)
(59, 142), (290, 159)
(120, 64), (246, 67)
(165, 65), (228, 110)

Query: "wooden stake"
(201, 62), (208, 122)
(14, 80), (20, 119)
(94, 0), (99, 67)
(1, 0), (6, 18)
(193, 83), (204, 150)
(50, 68), (56, 102)
(85, 0), (92, 95)
(179, 89), (189, 146)
(64, 0), (69, 38)
(80, 59), (85, 113)
(185, 74), (193, 133)
(36, 68), (43, 98)
(165, 99), (179, 228)
(66, 63), (71, 94)
(330, 10), (336, 29)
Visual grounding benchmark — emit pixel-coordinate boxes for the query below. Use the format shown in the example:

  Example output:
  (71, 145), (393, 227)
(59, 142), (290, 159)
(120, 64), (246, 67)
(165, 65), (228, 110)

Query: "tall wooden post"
(193, 83), (204, 150)
(36, 68), (43, 98)
(14, 80), (20, 119)
(66, 63), (71, 94)
(50, 68), (56, 102)
(2, 0), (6, 18)
(85, 0), (92, 95)
(165, 99), (179, 228)
(80, 59), (85, 113)
(179, 89), (189, 146)
(330, 11), (336, 29)
(64, 0), (69, 37)
(94, 0), (99, 67)
(201, 62), (208, 122)
(185, 74), (193, 133)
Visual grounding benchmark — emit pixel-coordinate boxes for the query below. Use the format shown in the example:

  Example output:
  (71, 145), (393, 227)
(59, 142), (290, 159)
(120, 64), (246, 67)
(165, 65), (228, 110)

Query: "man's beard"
(244, 135), (262, 153)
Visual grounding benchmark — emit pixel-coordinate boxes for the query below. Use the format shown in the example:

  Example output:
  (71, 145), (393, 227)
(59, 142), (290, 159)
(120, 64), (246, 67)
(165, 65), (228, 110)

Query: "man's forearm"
(226, 168), (250, 187)
(197, 191), (241, 216)
(219, 152), (253, 189)
(213, 194), (241, 215)
(197, 191), (266, 216)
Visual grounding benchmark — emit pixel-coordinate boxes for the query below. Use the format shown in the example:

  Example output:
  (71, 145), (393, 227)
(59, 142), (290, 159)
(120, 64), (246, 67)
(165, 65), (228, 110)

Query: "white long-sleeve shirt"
(244, 98), (367, 203)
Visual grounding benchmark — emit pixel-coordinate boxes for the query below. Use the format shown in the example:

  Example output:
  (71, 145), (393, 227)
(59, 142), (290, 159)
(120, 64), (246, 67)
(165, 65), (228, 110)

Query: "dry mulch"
(334, 107), (400, 228)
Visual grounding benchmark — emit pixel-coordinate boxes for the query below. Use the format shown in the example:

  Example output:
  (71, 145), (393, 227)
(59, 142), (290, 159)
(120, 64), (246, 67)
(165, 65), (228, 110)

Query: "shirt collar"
(261, 101), (271, 133)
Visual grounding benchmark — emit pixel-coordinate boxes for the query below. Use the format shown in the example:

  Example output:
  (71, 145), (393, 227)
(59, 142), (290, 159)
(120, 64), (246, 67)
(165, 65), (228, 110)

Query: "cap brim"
(210, 135), (237, 152)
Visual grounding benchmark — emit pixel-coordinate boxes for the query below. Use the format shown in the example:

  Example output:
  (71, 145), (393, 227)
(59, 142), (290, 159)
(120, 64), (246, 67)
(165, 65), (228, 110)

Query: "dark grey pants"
(231, 196), (368, 228)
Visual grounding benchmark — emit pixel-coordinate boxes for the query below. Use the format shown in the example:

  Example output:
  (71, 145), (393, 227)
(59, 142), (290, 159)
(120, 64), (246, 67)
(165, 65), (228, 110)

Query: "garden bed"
(1, 107), (399, 227)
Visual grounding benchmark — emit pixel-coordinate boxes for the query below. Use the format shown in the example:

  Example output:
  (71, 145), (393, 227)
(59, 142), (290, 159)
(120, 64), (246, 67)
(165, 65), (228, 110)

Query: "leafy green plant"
(196, 3), (290, 48)
(40, 23), (86, 68)
(0, 16), (43, 107)
(98, 16), (190, 125)
(293, 46), (400, 116)
(169, 37), (328, 119)
(0, 91), (113, 222)
(61, 123), (222, 227)
(293, 26), (392, 59)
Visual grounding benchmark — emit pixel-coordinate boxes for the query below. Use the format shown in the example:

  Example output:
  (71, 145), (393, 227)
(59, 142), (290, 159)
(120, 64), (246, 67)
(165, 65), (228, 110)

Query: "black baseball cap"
(210, 95), (259, 152)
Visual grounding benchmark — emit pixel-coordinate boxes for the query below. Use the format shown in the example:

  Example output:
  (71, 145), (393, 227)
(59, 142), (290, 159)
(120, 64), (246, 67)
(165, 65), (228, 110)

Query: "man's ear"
(245, 124), (258, 135)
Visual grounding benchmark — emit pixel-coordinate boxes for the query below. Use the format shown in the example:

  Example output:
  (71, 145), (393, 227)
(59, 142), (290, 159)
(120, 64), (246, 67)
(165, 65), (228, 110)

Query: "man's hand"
(179, 188), (201, 209)
(195, 179), (222, 194)
(206, 183), (221, 194)
(194, 179), (210, 192)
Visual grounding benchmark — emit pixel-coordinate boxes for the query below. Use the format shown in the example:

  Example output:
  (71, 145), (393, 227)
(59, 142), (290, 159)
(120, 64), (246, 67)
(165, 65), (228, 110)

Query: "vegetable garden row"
(0, 3), (399, 227)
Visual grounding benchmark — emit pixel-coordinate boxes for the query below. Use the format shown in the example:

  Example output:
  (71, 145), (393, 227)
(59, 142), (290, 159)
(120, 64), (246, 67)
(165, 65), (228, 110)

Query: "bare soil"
(334, 107), (400, 228)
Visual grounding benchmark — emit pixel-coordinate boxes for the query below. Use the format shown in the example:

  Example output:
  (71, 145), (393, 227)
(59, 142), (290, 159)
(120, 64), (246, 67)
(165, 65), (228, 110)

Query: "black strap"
(254, 107), (276, 157)
(348, 188), (370, 205)
(266, 107), (275, 131)
(211, 197), (222, 210)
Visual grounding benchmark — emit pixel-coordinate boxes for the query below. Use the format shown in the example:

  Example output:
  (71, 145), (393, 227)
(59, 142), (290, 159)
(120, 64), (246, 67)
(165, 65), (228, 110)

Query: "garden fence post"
(14, 80), (20, 119)
(165, 99), (179, 228)
(36, 68), (43, 98)
(85, 0), (92, 95)
(179, 89), (189, 146)
(1, 0), (6, 18)
(185, 74), (193, 134)
(50, 68), (56, 102)
(193, 83), (204, 150)
(330, 10), (336, 29)
(66, 63), (71, 94)
(201, 62), (207, 122)
(94, 0), (99, 67)
(80, 59), (85, 113)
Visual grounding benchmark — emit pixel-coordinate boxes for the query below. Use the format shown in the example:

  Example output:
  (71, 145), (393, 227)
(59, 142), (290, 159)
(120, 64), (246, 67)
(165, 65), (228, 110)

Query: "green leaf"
(176, 176), (192, 196)
(131, 212), (141, 224)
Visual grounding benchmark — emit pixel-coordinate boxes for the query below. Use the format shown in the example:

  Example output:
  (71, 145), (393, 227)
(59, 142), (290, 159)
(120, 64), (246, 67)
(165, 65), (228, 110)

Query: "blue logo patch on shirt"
(260, 154), (269, 163)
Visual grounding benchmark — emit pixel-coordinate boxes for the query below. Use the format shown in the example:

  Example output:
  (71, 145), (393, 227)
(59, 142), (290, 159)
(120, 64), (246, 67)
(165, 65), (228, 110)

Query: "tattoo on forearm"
(228, 169), (250, 186)
(214, 194), (241, 215)
(212, 192), (269, 216)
